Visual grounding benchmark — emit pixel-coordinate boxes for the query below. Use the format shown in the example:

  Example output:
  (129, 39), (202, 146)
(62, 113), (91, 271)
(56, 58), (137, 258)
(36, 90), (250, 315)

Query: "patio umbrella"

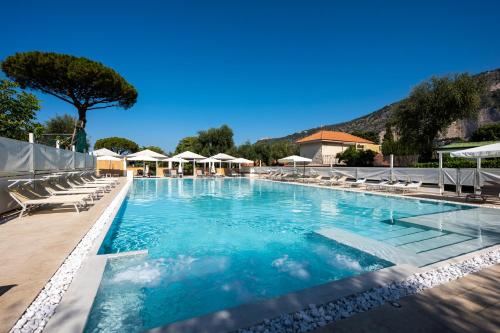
(211, 153), (236, 168)
(128, 150), (167, 176)
(164, 156), (189, 175)
(174, 151), (206, 177)
(92, 148), (121, 157)
(127, 149), (167, 159)
(278, 155), (312, 174)
(200, 157), (222, 174)
(229, 158), (254, 171)
(127, 155), (160, 176)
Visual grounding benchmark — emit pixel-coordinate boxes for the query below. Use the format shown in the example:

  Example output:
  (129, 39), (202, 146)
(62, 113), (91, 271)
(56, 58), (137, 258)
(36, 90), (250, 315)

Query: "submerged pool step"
(399, 233), (473, 253)
(387, 230), (445, 246)
(371, 227), (426, 241)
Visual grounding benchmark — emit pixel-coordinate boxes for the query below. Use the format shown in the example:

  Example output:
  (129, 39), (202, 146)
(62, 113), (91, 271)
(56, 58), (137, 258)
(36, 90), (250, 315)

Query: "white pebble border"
(239, 248), (500, 333)
(9, 180), (132, 333)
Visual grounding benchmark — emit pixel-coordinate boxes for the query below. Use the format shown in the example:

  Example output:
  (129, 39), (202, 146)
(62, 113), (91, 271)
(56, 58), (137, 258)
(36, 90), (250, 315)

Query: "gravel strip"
(239, 248), (500, 333)
(9, 180), (131, 333)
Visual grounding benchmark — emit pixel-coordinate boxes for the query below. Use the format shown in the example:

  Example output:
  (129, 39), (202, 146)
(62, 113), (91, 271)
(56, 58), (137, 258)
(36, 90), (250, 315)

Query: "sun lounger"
(298, 174), (320, 184)
(9, 187), (89, 218)
(345, 178), (367, 188)
(392, 180), (423, 194)
(365, 179), (390, 191)
(42, 183), (98, 203)
(325, 175), (348, 186)
(67, 179), (112, 191)
(379, 180), (407, 191)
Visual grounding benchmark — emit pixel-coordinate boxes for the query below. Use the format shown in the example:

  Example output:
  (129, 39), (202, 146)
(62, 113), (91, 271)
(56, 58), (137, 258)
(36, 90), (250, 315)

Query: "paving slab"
(0, 179), (126, 333)
(311, 264), (500, 333)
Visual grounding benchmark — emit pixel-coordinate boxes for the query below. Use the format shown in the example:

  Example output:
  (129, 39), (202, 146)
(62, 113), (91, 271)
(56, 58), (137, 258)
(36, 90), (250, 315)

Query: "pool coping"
(44, 178), (500, 333)
(42, 179), (133, 333)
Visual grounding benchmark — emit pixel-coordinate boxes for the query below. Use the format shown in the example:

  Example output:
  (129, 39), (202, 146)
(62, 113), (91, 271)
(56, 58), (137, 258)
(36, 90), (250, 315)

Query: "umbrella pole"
(193, 160), (196, 177)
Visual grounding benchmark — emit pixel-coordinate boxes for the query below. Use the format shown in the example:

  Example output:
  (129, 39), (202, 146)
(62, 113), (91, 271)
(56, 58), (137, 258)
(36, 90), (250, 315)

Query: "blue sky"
(2, 0), (499, 152)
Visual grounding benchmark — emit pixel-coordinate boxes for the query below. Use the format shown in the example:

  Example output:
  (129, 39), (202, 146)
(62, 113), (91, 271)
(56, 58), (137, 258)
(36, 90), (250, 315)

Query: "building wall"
(320, 142), (351, 165)
(299, 141), (381, 165)
(299, 142), (323, 164)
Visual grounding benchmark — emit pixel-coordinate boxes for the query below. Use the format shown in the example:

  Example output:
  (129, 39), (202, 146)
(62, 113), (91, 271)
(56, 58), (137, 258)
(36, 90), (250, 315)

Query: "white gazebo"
(450, 143), (500, 191)
(173, 151), (206, 177)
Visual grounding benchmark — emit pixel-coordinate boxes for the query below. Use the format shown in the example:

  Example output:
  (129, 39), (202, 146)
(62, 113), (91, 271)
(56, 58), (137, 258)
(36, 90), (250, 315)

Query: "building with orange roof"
(296, 130), (381, 165)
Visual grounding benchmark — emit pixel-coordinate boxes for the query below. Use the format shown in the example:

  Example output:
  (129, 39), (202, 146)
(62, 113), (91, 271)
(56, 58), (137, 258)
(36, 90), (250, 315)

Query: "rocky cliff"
(262, 68), (500, 144)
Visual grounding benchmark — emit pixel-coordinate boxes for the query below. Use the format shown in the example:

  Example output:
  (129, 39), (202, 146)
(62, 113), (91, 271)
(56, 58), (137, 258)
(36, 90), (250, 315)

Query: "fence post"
(28, 133), (35, 179)
(438, 152), (443, 195)
(72, 145), (76, 171)
(390, 154), (394, 181)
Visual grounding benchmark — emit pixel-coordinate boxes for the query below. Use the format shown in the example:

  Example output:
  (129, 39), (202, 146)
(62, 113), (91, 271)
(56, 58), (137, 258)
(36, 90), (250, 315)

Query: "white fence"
(249, 166), (500, 189)
(0, 136), (96, 215)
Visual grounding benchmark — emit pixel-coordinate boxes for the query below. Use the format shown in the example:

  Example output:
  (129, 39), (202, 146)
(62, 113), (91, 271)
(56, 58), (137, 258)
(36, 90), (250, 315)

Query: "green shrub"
(337, 147), (376, 167)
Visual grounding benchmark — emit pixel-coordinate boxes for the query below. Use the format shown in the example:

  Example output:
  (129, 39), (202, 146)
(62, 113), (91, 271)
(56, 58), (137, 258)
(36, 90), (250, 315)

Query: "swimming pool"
(84, 178), (497, 332)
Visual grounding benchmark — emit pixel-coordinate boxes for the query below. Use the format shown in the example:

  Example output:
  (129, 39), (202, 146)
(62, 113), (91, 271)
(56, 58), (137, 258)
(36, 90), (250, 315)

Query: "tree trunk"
(77, 107), (87, 128)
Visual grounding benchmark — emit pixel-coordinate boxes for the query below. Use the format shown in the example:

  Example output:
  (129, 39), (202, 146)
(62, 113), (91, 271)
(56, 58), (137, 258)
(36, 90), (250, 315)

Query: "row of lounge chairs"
(261, 170), (423, 194)
(8, 172), (119, 218)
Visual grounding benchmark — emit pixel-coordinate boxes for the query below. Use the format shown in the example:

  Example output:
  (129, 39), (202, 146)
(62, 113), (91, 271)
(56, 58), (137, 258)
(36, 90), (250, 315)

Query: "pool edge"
(42, 178), (133, 333)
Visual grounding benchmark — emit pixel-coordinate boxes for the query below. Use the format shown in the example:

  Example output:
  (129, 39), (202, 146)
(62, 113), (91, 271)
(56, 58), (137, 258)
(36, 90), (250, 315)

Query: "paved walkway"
(313, 264), (500, 333)
(0, 179), (126, 333)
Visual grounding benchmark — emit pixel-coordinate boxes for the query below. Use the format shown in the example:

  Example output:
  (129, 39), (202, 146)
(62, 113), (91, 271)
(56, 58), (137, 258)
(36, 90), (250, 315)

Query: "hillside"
(261, 68), (500, 144)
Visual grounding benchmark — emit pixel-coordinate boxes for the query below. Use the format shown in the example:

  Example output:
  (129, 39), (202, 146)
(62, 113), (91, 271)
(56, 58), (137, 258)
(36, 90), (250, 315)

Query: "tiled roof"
(296, 130), (375, 144)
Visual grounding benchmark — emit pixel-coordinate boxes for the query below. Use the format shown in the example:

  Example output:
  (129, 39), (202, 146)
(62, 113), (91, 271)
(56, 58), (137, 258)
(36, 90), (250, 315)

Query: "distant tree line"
(173, 124), (298, 165)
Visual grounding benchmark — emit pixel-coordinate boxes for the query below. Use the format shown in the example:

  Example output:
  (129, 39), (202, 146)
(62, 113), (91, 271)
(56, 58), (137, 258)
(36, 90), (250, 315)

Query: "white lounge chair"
(42, 183), (97, 203)
(365, 178), (390, 191)
(9, 187), (89, 218)
(345, 178), (367, 188)
(393, 180), (423, 194)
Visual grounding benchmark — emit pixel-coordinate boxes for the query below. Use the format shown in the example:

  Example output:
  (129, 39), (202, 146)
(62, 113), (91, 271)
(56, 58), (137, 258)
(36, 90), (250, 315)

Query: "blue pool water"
(85, 178), (469, 332)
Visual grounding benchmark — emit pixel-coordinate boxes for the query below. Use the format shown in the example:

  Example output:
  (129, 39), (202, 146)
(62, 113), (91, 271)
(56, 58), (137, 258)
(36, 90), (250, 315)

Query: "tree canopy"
(197, 124), (235, 156)
(336, 146), (376, 167)
(0, 79), (42, 141)
(174, 136), (200, 154)
(94, 137), (139, 155)
(470, 123), (500, 142)
(350, 130), (379, 144)
(393, 73), (485, 161)
(39, 114), (78, 149)
(1, 51), (138, 128)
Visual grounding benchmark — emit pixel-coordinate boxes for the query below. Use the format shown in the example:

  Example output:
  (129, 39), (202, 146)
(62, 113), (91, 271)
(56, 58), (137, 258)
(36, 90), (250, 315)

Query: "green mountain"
(261, 68), (500, 144)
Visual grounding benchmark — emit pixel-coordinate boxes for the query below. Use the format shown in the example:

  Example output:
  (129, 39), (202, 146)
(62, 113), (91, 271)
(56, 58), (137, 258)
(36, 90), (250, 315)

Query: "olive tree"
(393, 73), (485, 161)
